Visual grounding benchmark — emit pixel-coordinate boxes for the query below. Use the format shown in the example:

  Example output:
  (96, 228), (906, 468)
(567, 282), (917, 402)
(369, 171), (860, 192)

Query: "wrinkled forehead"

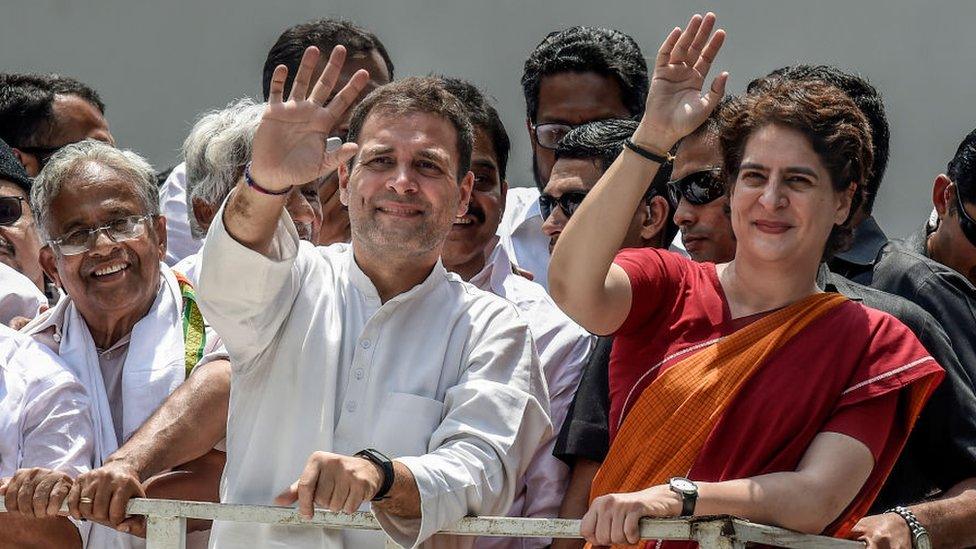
(47, 163), (145, 227)
(357, 111), (459, 169)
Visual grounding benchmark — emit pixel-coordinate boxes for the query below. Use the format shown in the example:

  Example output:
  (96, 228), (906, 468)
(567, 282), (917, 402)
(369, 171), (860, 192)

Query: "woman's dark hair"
(720, 79), (874, 260)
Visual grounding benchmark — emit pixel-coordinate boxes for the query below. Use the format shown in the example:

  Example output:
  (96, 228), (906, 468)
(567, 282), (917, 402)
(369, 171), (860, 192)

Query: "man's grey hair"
(31, 139), (157, 240)
(183, 98), (264, 239)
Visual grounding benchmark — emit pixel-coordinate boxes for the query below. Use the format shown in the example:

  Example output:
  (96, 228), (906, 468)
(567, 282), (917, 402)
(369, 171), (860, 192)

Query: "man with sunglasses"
(0, 139), (49, 325)
(498, 26), (649, 290)
(668, 100), (736, 264)
(0, 73), (114, 177)
(12, 139), (221, 548)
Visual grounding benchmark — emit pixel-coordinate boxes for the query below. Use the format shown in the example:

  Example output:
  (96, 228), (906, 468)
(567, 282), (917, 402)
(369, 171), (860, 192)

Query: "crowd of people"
(0, 11), (974, 549)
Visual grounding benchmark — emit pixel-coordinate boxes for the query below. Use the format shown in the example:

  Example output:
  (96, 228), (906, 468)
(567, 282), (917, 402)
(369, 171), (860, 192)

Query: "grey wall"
(3, 0), (973, 237)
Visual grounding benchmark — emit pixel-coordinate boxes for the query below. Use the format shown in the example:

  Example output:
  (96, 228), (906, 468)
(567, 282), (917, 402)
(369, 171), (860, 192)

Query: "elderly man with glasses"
(10, 139), (221, 549)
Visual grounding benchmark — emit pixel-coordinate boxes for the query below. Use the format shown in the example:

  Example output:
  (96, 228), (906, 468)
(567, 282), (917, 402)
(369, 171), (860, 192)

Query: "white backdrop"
(3, 0), (973, 237)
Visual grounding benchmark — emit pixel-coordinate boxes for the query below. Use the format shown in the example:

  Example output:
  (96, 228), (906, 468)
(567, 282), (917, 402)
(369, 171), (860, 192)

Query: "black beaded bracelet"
(244, 162), (290, 196)
(624, 138), (675, 164)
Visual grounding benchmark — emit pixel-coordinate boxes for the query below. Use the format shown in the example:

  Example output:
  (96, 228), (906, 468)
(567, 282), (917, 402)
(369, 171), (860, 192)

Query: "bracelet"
(624, 138), (675, 164)
(244, 162), (290, 196)
(887, 506), (931, 549)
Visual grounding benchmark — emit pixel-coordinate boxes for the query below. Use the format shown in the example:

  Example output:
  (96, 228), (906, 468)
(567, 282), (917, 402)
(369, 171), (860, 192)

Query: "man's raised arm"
(547, 13), (727, 335)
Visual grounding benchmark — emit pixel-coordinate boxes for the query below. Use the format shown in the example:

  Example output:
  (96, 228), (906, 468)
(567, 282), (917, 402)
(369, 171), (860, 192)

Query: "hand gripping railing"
(0, 498), (864, 549)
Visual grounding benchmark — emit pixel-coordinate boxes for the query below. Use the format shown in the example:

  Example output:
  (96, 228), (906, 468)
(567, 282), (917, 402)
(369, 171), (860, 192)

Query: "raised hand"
(249, 45), (370, 193)
(634, 12), (728, 151)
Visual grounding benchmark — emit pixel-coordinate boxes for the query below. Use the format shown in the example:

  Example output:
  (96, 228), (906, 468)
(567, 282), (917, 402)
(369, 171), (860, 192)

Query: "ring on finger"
(79, 496), (94, 504)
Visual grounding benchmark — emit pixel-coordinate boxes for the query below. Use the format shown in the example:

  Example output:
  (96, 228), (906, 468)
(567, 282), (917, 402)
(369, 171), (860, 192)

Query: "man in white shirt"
(496, 27), (650, 289)
(439, 78), (592, 549)
(0, 139), (50, 307)
(0, 324), (94, 548)
(197, 48), (550, 548)
(18, 140), (219, 548)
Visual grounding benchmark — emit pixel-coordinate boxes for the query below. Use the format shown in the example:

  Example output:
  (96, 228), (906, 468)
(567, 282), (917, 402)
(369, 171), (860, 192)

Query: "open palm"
(637, 13), (728, 149)
(249, 46), (370, 191)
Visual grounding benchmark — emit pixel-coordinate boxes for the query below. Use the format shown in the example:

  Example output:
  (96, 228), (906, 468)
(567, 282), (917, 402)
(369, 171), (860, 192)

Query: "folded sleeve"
(612, 248), (685, 336)
(196, 196), (305, 369)
(372, 302), (552, 548)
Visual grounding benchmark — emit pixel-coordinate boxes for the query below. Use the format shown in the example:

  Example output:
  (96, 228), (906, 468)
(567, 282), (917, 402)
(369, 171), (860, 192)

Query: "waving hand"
(635, 12), (728, 150)
(249, 45), (370, 192)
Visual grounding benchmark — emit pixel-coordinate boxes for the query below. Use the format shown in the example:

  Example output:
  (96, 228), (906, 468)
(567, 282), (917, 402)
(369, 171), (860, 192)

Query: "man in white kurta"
(197, 52), (550, 548)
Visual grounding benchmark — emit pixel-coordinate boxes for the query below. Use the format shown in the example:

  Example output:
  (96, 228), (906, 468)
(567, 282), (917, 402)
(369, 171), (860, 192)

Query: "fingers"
(296, 459), (323, 519)
(288, 46), (322, 102)
(273, 482), (299, 506)
(91, 477), (114, 522)
(670, 14), (704, 64)
(316, 69), (370, 134)
(692, 29), (727, 78)
(66, 478), (82, 519)
(624, 511), (642, 545)
(328, 477), (349, 512)
(118, 516), (147, 538)
(267, 65), (288, 104)
(579, 507), (598, 544)
(655, 27), (682, 69)
(687, 12), (716, 60)
(31, 473), (62, 517)
(308, 45), (348, 107)
(4, 471), (25, 513)
(702, 71), (730, 111)
(46, 478), (72, 517)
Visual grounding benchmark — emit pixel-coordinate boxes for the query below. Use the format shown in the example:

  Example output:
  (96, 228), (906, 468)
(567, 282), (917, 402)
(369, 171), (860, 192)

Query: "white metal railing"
(0, 498), (864, 549)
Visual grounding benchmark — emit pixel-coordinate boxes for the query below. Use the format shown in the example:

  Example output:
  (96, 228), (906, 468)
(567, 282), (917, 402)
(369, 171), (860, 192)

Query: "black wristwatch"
(668, 477), (698, 517)
(887, 506), (931, 549)
(355, 448), (395, 501)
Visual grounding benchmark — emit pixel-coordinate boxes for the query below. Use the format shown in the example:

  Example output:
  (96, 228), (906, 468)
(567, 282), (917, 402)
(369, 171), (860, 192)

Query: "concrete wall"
(3, 0), (973, 237)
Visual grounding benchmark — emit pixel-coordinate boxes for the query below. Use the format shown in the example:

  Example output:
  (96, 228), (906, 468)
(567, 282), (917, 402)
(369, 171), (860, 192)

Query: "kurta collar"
(347, 246), (448, 305)
(469, 237), (514, 294)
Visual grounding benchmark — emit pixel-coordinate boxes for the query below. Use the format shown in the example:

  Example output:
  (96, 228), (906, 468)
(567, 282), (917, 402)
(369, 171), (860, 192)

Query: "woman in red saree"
(547, 12), (944, 548)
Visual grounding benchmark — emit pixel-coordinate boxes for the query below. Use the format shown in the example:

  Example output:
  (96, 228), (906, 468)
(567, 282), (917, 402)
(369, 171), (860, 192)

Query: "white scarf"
(23, 266), (186, 464)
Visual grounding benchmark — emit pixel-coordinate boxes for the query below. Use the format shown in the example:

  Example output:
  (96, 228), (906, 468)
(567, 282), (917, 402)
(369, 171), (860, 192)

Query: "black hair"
(521, 26), (648, 123)
(748, 65), (889, 214)
(439, 77), (510, 181)
(0, 73), (105, 149)
(262, 18), (395, 101)
(347, 77), (473, 182)
(555, 118), (678, 244)
(947, 128), (976, 206)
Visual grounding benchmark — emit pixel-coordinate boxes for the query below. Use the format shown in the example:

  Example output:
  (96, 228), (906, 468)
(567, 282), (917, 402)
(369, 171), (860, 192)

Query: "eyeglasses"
(539, 191), (588, 220)
(0, 196), (27, 226)
(667, 169), (725, 206)
(953, 182), (976, 247)
(49, 215), (153, 256)
(532, 123), (577, 150)
(540, 187), (662, 221)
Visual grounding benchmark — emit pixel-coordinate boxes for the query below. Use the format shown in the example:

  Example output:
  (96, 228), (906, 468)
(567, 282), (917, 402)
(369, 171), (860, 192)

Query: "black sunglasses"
(667, 169), (725, 206)
(953, 182), (976, 248)
(540, 187), (662, 221)
(0, 196), (26, 226)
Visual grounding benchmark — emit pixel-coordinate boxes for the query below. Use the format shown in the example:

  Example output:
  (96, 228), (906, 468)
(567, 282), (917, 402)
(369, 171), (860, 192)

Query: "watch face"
(671, 478), (696, 493)
(916, 532), (932, 549)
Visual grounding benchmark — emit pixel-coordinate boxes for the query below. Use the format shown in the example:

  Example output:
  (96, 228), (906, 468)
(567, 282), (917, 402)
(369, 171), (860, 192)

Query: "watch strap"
(669, 477), (698, 517)
(887, 506), (930, 549)
(355, 449), (395, 501)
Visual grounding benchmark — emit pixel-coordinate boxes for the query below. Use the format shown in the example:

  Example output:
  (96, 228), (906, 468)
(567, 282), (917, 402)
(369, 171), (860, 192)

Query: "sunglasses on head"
(953, 182), (976, 248)
(667, 168), (725, 206)
(0, 196), (26, 226)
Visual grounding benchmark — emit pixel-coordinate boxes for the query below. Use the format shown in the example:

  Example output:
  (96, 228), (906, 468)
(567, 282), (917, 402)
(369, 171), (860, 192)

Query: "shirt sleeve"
(554, 336), (613, 464)
(821, 389), (897, 463)
(196, 196), (306, 368)
(19, 347), (94, 476)
(372, 302), (552, 548)
(612, 248), (685, 336)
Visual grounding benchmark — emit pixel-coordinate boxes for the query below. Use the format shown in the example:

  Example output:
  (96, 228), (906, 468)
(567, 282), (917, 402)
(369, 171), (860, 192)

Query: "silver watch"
(888, 506), (931, 549)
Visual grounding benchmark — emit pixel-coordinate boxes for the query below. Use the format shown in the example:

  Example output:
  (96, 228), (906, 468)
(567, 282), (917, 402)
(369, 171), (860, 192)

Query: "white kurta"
(496, 187), (550, 291)
(197, 205), (551, 549)
(469, 241), (592, 549)
(0, 324), (93, 477)
(159, 162), (203, 266)
(0, 262), (45, 326)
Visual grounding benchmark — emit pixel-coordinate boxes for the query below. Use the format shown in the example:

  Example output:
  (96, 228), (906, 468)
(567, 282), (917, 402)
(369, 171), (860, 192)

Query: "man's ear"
(457, 171), (474, 217)
(835, 181), (857, 225)
(191, 198), (217, 234)
(153, 214), (168, 257)
(640, 195), (670, 243)
(12, 148), (40, 177)
(337, 163), (351, 207)
(933, 174), (952, 217)
(39, 245), (61, 289)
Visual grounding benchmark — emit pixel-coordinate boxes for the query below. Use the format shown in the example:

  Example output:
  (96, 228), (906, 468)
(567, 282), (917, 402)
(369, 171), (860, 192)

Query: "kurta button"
(346, 401), (357, 412)
(361, 339), (371, 349)
(354, 368), (364, 380)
